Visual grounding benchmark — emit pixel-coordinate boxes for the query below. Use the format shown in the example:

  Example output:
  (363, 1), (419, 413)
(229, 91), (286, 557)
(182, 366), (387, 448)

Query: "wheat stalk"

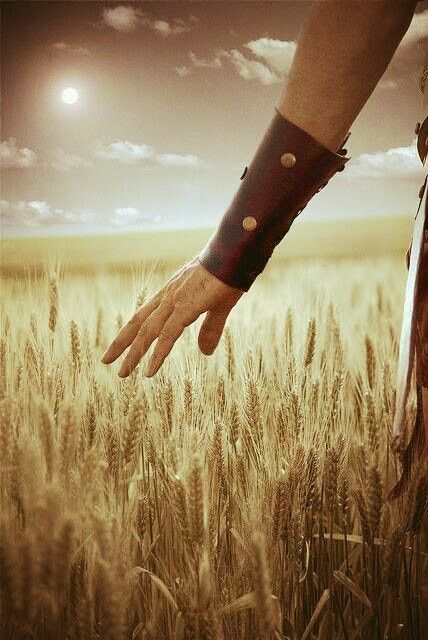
(1, 256), (426, 639)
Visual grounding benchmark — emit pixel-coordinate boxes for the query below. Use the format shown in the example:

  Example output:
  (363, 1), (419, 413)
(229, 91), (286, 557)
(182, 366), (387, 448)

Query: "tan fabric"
(388, 66), (428, 498)
(417, 63), (428, 390)
(391, 182), (427, 447)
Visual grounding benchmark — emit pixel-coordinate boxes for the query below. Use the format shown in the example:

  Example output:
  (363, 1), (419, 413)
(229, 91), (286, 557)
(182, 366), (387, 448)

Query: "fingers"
(101, 257), (243, 377)
(142, 300), (204, 376)
(118, 298), (173, 377)
(145, 296), (216, 377)
(198, 309), (229, 355)
(101, 293), (161, 364)
(144, 315), (186, 377)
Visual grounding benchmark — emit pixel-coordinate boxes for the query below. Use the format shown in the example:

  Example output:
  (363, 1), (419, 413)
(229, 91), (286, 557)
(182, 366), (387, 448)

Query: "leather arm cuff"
(198, 108), (351, 291)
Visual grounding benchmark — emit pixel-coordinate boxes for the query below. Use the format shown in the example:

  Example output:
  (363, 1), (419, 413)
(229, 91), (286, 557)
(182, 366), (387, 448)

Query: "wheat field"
(1, 256), (427, 640)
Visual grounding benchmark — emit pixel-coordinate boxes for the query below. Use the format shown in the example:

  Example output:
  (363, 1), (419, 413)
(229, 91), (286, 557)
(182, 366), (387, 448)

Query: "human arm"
(278, 0), (418, 151)
(101, 0), (418, 378)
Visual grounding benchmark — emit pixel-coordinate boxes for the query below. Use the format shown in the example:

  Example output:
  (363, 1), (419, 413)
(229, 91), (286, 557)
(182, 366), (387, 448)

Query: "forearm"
(278, 0), (417, 152)
(199, 0), (419, 292)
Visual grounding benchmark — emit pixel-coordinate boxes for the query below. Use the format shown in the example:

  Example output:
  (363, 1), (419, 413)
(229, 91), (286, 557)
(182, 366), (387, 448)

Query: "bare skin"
(101, 257), (243, 376)
(277, 0), (418, 151)
(101, 0), (418, 379)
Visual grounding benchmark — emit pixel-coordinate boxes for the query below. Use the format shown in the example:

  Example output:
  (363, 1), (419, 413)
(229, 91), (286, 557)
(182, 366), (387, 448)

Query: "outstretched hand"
(100, 256), (244, 378)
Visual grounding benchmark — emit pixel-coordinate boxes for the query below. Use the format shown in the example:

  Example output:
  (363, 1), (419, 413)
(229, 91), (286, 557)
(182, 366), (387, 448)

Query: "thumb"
(198, 309), (229, 355)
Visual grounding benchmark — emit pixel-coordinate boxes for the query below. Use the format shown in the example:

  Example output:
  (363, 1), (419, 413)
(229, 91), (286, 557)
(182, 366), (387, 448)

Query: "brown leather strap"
(198, 108), (350, 291)
(417, 115), (428, 164)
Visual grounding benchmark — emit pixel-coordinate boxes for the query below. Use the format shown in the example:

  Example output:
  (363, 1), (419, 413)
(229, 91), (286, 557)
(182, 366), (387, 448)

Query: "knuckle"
(136, 324), (147, 339)
(129, 348), (141, 363)
(161, 296), (174, 313)
(164, 282), (175, 296)
(159, 318), (184, 341)
(128, 314), (140, 327)
(173, 297), (189, 313)
(171, 283), (188, 305)
(171, 291), (182, 306)
(160, 322), (181, 340)
(159, 328), (173, 342)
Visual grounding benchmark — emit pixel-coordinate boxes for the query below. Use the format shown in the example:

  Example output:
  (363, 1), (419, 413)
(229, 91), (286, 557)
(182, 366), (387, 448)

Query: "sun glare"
(61, 87), (79, 105)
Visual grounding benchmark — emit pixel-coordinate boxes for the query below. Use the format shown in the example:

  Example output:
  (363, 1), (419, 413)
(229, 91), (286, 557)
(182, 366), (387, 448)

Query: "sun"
(61, 87), (79, 105)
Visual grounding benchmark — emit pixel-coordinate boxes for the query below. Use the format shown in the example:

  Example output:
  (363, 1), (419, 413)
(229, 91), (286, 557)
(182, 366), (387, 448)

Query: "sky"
(1, 1), (428, 236)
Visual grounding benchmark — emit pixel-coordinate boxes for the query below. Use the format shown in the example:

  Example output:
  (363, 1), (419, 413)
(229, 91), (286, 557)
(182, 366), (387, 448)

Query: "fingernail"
(145, 356), (158, 377)
(144, 362), (155, 377)
(101, 349), (111, 363)
(118, 363), (129, 377)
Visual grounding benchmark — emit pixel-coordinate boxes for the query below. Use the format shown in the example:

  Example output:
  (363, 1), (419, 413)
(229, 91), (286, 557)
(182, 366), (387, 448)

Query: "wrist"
(199, 108), (350, 292)
(275, 103), (350, 155)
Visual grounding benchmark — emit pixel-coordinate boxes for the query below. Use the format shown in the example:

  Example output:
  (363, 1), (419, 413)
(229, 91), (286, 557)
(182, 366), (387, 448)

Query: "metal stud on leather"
(198, 108), (351, 291)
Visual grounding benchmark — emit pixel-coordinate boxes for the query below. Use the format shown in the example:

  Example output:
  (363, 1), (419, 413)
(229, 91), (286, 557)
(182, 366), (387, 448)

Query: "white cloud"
(93, 141), (155, 163)
(1, 199), (163, 230)
(184, 38), (295, 85)
(145, 14), (198, 37)
(1, 199), (95, 227)
(150, 18), (189, 37)
(94, 140), (156, 164)
(176, 50), (224, 78)
(176, 65), (191, 77)
(113, 207), (161, 226)
(1, 138), (38, 169)
(244, 37), (296, 75)
(51, 42), (90, 56)
(376, 9), (428, 89)
(101, 5), (142, 32)
(101, 6), (197, 36)
(50, 149), (94, 171)
(223, 49), (281, 85)
(189, 50), (223, 69)
(157, 153), (200, 168)
(1, 138), (198, 171)
(345, 138), (425, 180)
(93, 140), (201, 167)
(1, 140), (95, 171)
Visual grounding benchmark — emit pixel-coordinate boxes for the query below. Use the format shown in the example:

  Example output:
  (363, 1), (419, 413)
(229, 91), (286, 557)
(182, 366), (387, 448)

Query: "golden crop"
(1, 257), (426, 639)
